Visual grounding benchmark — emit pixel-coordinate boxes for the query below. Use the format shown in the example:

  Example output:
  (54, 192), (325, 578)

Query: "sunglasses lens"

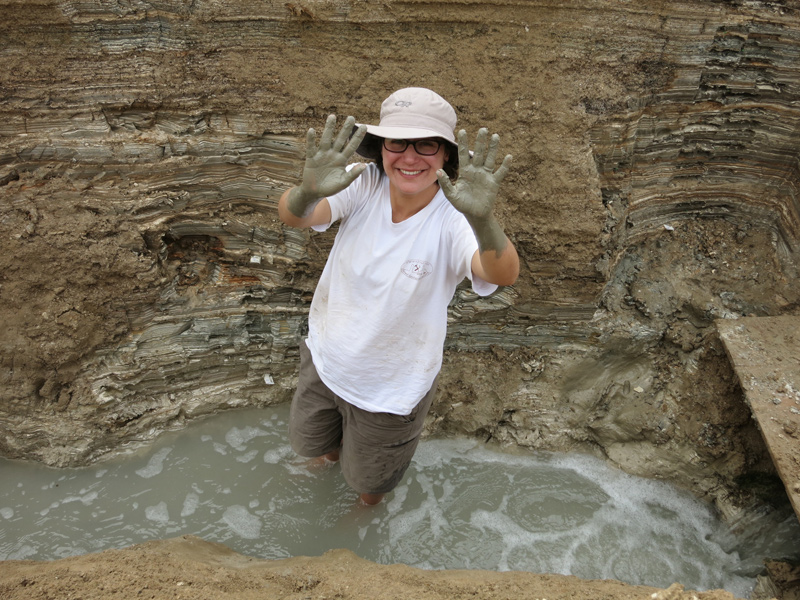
(384, 139), (408, 152)
(383, 139), (441, 155)
(414, 140), (440, 155)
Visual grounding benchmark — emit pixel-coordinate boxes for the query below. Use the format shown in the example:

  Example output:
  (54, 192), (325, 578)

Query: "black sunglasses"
(382, 138), (443, 156)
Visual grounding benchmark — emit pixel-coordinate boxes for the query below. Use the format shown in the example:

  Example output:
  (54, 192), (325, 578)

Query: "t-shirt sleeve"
(449, 212), (499, 297)
(471, 270), (499, 296)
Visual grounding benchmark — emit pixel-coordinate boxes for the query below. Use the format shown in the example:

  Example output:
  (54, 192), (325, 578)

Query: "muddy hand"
(437, 128), (512, 253)
(286, 114), (367, 218)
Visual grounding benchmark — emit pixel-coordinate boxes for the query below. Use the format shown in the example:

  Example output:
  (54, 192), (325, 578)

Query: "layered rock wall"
(1, 0), (799, 511)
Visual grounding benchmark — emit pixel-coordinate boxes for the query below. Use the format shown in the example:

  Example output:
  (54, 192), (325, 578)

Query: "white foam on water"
(144, 502), (170, 525)
(236, 450), (259, 463)
(385, 470), (454, 553)
(469, 498), (545, 572)
(0, 507), (13, 520)
(263, 444), (293, 465)
(135, 447), (172, 479)
(412, 438), (477, 468)
(7, 544), (37, 560)
(281, 455), (320, 478)
(386, 482), (408, 515)
(406, 442), (755, 597)
(225, 426), (268, 452)
(181, 493), (200, 518)
(222, 505), (262, 539)
(100, 514), (124, 525)
(61, 491), (99, 506)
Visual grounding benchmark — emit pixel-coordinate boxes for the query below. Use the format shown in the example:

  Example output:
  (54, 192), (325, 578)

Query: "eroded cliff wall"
(1, 0), (799, 510)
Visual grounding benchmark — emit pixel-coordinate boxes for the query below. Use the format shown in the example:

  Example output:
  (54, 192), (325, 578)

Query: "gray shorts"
(289, 339), (437, 495)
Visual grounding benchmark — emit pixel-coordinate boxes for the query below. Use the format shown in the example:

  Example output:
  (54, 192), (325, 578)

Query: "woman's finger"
(484, 133), (500, 170)
(318, 114), (338, 150)
(472, 128), (489, 166)
(333, 115), (356, 151)
(493, 154), (513, 183)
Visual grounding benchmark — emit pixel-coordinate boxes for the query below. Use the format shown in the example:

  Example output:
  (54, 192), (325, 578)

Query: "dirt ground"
(0, 536), (745, 600)
(2, 0), (800, 598)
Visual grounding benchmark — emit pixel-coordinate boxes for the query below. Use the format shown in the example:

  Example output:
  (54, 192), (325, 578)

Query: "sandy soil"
(0, 536), (744, 600)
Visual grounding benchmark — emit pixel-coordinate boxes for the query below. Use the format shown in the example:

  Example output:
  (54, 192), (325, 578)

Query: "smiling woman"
(276, 87), (520, 506)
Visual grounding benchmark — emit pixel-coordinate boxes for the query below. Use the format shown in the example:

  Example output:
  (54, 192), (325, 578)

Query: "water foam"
(222, 505), (262, 539)
(135, 447), (172, 478)
(145, 501), (170, 525)
(225, 426), (268, 452)
(0, 405), (797, 599)
(181, 492), (200, 517)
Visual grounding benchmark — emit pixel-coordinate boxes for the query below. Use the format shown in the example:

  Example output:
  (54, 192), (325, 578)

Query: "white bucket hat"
(355, 87), (458, 160)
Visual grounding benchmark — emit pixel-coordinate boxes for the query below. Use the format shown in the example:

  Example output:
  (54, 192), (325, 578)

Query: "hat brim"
(354, 126), (457, 161)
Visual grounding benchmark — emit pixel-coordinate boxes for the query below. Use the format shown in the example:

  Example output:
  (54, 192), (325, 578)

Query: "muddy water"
(1, 405), (798, 597)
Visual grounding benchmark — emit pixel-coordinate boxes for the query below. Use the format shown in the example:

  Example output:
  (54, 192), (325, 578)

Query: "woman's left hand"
(437, 128), (512, 222)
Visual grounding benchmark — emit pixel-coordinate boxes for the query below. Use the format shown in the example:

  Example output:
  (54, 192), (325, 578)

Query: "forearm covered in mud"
(470, 215), (520, 287)
(278, 187), (331, 229)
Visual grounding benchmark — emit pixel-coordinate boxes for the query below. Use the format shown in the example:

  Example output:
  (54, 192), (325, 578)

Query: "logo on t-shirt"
(401, 259), (433, 280)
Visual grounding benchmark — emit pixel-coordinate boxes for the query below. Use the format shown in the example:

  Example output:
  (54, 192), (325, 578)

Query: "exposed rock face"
(1, 0), (799, 517)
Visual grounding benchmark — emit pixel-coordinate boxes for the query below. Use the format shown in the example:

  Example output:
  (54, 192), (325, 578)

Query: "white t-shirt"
(306, 164), (497, 415)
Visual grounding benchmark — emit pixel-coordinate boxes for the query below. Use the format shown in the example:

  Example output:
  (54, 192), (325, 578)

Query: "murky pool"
(1, 405), (798, 598)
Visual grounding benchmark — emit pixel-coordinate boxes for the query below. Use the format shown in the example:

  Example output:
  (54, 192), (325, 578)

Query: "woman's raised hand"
(286, 115), (367, 217)
(437, 128), (512, 222)
(437, 128), (513, 255)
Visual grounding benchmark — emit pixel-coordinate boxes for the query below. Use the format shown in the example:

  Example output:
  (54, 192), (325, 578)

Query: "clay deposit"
(1, 0), (799, 598)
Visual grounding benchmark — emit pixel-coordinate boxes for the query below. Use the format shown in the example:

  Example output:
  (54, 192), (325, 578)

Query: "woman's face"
(381, 139), (448, 200)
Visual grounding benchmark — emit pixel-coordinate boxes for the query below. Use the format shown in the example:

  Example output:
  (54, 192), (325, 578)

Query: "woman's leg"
(288, 340), (344, 460)
(338, 377), (438, 504)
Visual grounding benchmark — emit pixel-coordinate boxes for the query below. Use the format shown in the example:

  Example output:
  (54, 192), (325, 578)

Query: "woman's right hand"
(286, 115), (367, 217)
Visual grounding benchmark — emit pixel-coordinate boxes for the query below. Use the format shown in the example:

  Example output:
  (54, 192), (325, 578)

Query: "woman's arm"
(278, 188), (332, 229)
(437, 128), (520, 287)
(470, 227), (520, 287)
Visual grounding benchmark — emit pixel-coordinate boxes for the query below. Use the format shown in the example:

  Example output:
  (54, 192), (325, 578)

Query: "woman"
(278, 87), (519, 505)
